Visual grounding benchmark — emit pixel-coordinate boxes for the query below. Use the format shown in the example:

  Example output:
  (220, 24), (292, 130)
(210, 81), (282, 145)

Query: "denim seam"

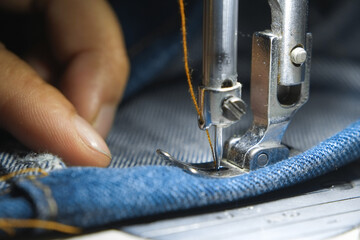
(14, 176), (58, 221)
(28, 178), (58, 220)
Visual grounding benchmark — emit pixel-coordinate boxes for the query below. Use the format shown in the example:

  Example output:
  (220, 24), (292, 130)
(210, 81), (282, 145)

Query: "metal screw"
(257, 153), (269, 167)
(290, 47), (307, 65)
(222, 97), (246, 121)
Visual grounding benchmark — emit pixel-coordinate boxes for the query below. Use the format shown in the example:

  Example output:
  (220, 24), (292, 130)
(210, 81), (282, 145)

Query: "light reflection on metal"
(159, 0), (312, 177)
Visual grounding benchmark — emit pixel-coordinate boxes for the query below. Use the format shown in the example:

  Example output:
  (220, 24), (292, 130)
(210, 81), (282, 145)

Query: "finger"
(0, 44), (111, 167)
(44, 0), (129, 137)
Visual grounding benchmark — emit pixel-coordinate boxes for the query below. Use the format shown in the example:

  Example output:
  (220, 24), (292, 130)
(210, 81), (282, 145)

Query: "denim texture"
(0, 119), (359, 228)
(0, 0), (359, 234)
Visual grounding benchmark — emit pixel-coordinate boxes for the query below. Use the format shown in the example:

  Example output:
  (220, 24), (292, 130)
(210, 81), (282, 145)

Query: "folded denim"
(0, 119), (359, 228)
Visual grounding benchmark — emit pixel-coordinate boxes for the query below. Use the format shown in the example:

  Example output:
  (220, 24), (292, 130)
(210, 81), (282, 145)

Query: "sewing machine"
(158, 0), (312, 177)
(51, 1), (360, 239)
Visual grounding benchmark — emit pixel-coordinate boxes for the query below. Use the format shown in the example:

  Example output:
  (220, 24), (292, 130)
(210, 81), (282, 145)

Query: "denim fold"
(0, 120), (359, 228)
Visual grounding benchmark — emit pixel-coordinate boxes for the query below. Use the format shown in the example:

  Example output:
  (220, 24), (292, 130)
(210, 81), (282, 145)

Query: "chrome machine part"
(199, 0), (245, 169)
(202, 0), (238, 89)
(198, 84), (244, 129)
(156, 149), (247, 178)
(224, 0), (312, 171)
(222, 96), (247, 122)
(157, 0), (312, 177)
(269, 0), (309, 86)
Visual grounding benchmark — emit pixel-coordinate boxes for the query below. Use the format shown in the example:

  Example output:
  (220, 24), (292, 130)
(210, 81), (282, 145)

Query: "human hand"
(0, 0), (129, 167)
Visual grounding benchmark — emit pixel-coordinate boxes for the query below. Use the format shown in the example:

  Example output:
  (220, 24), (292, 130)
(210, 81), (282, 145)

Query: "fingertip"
(72, 114), (112, 167)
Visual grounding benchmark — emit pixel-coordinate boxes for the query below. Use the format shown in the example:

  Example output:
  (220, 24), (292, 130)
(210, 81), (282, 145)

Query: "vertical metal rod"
(203, 0), (239, 88)
(214, 126), (223, 170)
(269, 0), (309, 86)
(203, 0), (238, 168)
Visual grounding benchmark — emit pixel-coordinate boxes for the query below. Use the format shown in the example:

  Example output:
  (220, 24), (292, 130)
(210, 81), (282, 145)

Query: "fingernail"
(93, 104), (116, 138)
(74, 115), (112, 161)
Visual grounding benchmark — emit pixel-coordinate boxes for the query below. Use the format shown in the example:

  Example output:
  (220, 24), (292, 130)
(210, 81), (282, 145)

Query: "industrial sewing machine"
(125, 1), (360, 238)
(58, 1), (360, 239)
(158, 0), (312, 177)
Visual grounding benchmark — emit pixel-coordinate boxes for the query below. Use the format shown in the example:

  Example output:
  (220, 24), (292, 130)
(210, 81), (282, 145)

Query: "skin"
(0, 0), (130, 167)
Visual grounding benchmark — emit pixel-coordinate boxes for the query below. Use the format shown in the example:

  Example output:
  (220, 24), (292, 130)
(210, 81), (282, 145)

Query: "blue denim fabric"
(0, 0), (360, 235)
(0, 120), (359, 228)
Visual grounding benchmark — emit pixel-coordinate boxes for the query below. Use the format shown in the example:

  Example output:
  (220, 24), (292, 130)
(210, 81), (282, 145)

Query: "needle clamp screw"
(222, 97), (246, 121)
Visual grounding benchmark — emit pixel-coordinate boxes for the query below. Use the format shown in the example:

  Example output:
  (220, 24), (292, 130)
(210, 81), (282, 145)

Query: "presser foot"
(157, 149), (247, 178)
(157, 147), (301, 178)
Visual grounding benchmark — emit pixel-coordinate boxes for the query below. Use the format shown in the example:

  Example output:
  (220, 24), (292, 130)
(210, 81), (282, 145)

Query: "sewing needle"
(214, 126), (222, 170)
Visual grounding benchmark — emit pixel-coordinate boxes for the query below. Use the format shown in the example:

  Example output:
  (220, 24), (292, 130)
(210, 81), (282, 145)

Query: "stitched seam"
(28, 177), (58, 220)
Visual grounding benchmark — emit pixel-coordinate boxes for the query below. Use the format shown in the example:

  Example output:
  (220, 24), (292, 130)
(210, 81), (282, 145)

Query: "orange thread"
(0, 168), (48, 182)
(178, 0), (216, 164)
(0, 170), (80, 236)
(0, 219), (81, 236)
(179, 0), (201, 117)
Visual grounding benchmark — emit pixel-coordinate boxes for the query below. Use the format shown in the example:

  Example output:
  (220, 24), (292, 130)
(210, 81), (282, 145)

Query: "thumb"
(0, 45), (111, 167)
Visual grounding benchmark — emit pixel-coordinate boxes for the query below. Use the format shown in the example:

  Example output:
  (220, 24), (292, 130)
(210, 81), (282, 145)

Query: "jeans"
(0, 0), (359, 234)
(0, 120), (359, 229)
